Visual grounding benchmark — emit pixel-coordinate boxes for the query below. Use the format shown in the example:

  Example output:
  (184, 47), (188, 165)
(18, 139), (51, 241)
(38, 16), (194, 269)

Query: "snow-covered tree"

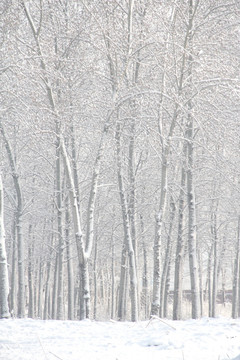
(0, 174), (10, 319)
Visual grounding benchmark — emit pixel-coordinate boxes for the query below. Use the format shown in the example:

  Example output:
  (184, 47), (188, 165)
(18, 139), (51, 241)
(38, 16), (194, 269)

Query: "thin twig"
(36, 334), (49, 360)
(49, 351), (65, 360)
(146, 315), (177, 330)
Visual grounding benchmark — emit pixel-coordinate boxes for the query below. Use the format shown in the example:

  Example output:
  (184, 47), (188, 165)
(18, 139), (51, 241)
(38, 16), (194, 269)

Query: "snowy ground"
(0, 317), (240, 360)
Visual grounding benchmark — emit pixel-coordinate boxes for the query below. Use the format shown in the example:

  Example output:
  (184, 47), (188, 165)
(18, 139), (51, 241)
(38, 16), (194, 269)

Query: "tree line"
(0, 0), (239, 321)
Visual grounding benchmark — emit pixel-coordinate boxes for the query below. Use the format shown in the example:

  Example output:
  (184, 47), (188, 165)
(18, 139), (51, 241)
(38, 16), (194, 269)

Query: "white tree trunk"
(27, 240), (34, 318)
(111, 233), (115, 319)
(160, 198), (175, 318)
(0, 122), (25, 318)
(10, 219), (17, 315)
(37, 259), (44, 319)
(232, 216), (240, 318)
(173, 140), (187, 320)
(65, 195), (74, 320)
(0, 175), (10, 319)
(211, 210), (218, 318)
(116, 122), (138, 321)
(187, 148), (200, 319)
(186, 0), (200, 320)
(151, 153), (168, 316)
(56, 134), (64, 320)
(186, 102), (200, 319)
(51, 251), (58, 320)
(43, 257), (52, 320)
(117, 245), (128, 320)
(140, 214), (149, 319)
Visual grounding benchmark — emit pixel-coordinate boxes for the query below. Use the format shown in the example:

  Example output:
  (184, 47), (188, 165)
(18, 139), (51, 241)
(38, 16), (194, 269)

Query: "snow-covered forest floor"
(0, 317), (240, 360)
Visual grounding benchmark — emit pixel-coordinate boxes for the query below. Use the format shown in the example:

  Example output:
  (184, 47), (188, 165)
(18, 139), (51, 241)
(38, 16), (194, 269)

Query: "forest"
(0, 0), (239, 322)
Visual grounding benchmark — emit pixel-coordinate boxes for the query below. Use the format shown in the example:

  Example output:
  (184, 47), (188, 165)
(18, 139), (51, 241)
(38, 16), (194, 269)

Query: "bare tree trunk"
(123, 265), (129, 320)
(160, 198), (175, 318)
(111, 234), (115, 319)
(232, 216), (240, 319)
(44, 220), (55, 320)
(186, 113), (200, 319)
(43, 257), (52, 320)
(83, 123), (111, 317)
(65, 195), (74, 320)
(117, 245), (128, 320)
(142, 246), (149, 319)
(16, 208), (25, 318)
(198, 248), (203, 317)
(28, 239), (34, 318)
(60, 138), (87, 319)
(93, 240), (98, 320)
(56, 129), (64, 320)
(70, 114), (81, 217)
(238, 263), (240, 317)
(51, 250), (58, 320)
(186, 0), (200, 320)
(211, 212), (218, 318)
(79, 258), (90, 319)
(128, 116), (137, 255)
(37, 259), (43, 319)
(206, 243), (213, 317)
(221, 268), (226, 308)
(164, 259), (172, 318)
(151, 152), (168, 316)
(140, 214), (149, 319)
(116, 122), (138, 321)
(0, 175), (10, 319)
(128, 114), (140, 314)
(173, 146), (187, 320)
(10, 217), (17, 315)
(0, 121), (25, 318)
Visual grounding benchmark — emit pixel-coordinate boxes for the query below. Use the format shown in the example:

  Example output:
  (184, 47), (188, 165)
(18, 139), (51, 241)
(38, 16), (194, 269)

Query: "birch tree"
(115, 121), (138, 321)
(173, 142), (187, 320)
(0, 121), (25, 318)
(0, 174), (10, 319)
(185, 0), (201, 319)
(232, 216), (240, 318)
